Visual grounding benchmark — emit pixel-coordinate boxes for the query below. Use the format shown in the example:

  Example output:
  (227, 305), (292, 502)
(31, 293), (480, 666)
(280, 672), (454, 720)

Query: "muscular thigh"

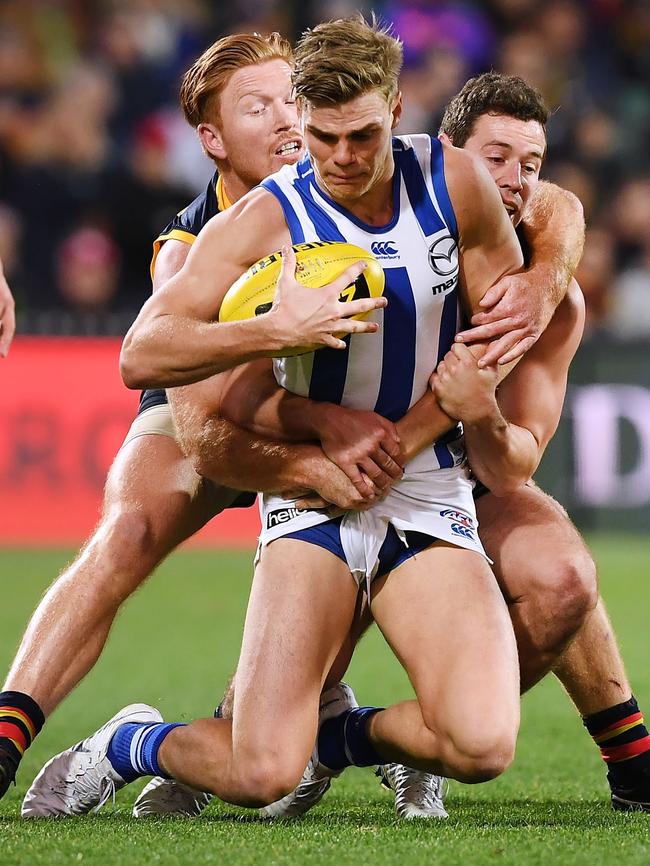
(232, 539), (359, 767)
(476, 482), (592, 604)
(370, 541), (519, 726)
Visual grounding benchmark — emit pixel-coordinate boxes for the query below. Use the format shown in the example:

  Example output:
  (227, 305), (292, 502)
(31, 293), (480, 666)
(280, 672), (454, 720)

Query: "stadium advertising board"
(1, 337), (648, 545)
(0, 338), (260, 546)
(535, 338), (650, 532)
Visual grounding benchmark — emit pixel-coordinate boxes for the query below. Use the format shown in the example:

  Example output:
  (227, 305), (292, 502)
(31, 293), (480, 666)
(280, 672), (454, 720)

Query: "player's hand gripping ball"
(218, 241), (385, 356)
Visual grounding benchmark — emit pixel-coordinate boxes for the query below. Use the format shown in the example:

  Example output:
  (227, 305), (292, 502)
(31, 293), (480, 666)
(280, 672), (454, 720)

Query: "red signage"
(0, 337), (260, 547)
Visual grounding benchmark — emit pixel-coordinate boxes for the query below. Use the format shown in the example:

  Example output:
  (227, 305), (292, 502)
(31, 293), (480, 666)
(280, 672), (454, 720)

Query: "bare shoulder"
(441, 141), (489, 201)
(190, 187), (290, 269)
(152, 239), (192, 291)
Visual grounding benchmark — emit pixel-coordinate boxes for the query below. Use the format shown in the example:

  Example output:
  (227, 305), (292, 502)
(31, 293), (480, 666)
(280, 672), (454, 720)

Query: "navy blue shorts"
(283, 516), (438, 580)
(138, 389), (168, 415)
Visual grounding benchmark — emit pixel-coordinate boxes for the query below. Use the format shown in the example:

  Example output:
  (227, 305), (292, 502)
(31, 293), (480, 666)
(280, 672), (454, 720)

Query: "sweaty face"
(302, 90), (400, 208)
(215, 59), (303, 192)
(463, 114), (546, 226)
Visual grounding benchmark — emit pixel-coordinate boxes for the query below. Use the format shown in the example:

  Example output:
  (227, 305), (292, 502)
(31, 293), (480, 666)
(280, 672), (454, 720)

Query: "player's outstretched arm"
(0, 257), (16, 357)
(120, 189), (386, 389)
(456, 181), (585, 365)
(433, 280), (585, 494)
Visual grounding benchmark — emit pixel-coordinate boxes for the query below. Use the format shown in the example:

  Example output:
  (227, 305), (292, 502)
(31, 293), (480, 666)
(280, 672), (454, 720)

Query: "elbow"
(487, 474), (530, 497)
(119, 341), (141, 390)
(482, 460), (537, 496)
(120, 341), (148, 390)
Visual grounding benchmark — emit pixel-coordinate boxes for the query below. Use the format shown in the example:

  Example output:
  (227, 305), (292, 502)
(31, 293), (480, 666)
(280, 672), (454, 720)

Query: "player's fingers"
(358, 460), (393, 491)
(478, 331), (523, 367)
(332, 316), (380, 335)
(295, 495), (330, 510)
(345, 464), (378, 499)
(450, 342), (476, 365)
(377, 448), (403, 479)
(478, 280), (509, 308)
(276, 244), (297, 289)
(498, 335), (537, 365)
(455, 318), (515, 344)
(338, 295), (387, 319)
(321, 333), (348, 350)
(327, 260), (367, 296)
(379, 434), (402, 462)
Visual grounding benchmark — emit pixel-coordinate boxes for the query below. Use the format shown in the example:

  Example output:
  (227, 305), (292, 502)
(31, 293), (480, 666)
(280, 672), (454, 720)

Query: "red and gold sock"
(0, 691), (45, 766)
(584, 696), (650, 784)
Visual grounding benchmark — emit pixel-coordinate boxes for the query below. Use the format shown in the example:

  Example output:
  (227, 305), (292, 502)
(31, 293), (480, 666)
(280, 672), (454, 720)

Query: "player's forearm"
(221, 372), (339, 444)
(120, 315), (282, 389)
(463, 404), (539, 496)
(395, 391), (456, 463)
(523, 182), (585, 308)
(189, 415), (326, 494)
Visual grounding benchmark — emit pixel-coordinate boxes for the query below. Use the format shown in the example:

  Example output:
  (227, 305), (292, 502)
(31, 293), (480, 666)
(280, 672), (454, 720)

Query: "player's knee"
(536, 549), (598, 636)
(235, 753), (303, 806)
(96, 508), (160, 590)
(558, 549), (598, 622)
(443, 728), (517, 783)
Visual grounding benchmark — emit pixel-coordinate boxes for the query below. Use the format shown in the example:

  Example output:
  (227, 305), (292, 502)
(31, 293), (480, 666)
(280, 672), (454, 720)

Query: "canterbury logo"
(451, 522), (475, 540)
(370, 241), (399, 257)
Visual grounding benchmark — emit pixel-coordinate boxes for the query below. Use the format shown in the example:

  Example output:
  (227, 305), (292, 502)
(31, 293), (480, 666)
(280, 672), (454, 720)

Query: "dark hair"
(439, 72), (548, 147)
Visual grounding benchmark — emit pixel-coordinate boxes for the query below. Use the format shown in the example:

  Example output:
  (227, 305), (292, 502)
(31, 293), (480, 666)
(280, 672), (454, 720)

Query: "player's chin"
(506, 206), (522, 226)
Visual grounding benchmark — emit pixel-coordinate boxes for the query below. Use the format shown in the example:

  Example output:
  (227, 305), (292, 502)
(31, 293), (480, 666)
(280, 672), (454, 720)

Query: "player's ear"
(198, 123), (227, 160)
(390, 92), (403, 129)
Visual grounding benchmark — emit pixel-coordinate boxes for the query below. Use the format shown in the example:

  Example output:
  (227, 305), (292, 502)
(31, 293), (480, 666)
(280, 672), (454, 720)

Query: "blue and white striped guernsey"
(261, 134), (464, 474)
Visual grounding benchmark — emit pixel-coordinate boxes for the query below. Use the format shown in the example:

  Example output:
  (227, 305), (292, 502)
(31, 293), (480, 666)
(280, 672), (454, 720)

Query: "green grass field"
(1, 536), (650, 865)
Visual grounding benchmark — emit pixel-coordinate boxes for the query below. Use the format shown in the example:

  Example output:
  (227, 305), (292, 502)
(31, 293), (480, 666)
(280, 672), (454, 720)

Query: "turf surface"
(1, 536), (650, 865)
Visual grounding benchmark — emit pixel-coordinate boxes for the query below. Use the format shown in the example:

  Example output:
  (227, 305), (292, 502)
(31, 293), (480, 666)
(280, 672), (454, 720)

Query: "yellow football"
(218, 241), (385, 356)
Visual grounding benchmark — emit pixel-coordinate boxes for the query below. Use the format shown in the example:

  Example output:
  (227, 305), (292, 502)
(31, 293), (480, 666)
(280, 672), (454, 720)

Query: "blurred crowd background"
(0, 0), (648, 338)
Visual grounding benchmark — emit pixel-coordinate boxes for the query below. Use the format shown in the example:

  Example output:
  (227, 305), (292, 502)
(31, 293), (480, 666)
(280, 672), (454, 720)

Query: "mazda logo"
(428, 235), (458, 276)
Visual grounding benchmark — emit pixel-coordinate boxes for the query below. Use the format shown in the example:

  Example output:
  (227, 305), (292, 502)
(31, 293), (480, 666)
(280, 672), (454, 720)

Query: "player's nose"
(273, 99), (298, 130)
(333, 139), (356, 165)
(502, 162), (523, 192)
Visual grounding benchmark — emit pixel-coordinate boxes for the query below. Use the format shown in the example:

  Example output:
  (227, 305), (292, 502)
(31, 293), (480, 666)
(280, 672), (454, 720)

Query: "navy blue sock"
(318, 707), (384, 771)
(107, 722), (185, 782)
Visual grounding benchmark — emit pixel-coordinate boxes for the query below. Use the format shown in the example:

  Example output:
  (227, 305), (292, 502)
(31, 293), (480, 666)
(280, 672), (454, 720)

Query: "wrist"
(307, 401), (342, 440)
(528, 258), (570, 304)
(460, 395), (503, 428)
(291, 447), (329, 489)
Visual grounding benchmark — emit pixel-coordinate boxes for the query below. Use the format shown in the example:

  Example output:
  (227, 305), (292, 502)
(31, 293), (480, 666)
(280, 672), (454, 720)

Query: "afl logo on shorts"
(428, 234), (459, 277)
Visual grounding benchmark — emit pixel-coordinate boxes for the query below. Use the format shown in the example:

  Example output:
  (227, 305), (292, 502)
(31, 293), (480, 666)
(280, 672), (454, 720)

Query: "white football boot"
(21, 703), (162, 818)
(133, 777), (212, 817)
(259, 682), (359, 819)
(379, 763), (449, 819)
